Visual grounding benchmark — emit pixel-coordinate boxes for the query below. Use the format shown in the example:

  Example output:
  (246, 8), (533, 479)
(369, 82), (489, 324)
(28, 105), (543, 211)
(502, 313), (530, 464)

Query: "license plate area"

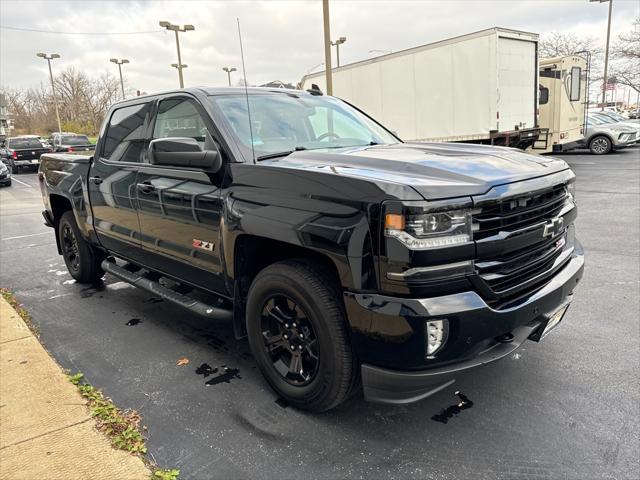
(529, 304), (569, 342)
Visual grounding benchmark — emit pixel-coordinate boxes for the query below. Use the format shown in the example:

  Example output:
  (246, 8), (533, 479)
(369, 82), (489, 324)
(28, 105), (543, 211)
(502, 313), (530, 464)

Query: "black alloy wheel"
(61, 223), (81, 274)
(260, 295), (320, 386)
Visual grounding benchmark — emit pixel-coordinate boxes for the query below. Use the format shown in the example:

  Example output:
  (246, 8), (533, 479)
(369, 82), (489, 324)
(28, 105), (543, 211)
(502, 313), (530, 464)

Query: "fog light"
(425, 319), (448, 358)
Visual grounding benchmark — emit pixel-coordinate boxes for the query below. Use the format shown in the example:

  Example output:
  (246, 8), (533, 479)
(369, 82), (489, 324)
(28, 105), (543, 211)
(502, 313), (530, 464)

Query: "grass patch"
(68, 372), (180, 479)
(68, 372), (147, 454)
(0, 288), (39, 337)
(153, 469), (181, 480)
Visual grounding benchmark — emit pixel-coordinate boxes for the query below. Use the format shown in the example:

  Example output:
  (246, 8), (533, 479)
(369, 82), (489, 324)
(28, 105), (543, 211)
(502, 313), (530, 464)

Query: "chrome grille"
(473, 183), (573, 305)
(473, 184), (567, 240)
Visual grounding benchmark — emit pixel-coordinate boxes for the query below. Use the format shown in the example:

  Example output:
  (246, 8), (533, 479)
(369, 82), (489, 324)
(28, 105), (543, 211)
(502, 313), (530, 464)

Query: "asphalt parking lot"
(1, 150), (639, 480)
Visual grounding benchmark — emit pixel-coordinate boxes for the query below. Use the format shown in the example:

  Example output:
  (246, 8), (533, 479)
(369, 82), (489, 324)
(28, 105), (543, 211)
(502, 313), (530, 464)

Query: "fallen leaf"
(177, 357), (189, 366)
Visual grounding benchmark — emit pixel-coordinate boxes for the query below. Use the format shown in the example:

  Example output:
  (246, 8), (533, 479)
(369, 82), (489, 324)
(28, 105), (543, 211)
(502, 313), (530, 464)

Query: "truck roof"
(110, 86), (315, 108)
(302, 26), (539, 83)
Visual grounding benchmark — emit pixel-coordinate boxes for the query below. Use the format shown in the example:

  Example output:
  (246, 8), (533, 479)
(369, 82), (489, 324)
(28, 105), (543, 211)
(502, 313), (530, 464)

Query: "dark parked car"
(4, 136), (52, 171)
(0, 160), (11, 186)
(39, 87), (584, 411)
(51, 133), (95, 153)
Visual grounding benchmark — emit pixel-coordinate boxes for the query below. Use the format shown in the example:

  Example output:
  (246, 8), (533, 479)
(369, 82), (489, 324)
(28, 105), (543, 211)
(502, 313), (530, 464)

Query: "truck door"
(88, 101), (152, 263)
(135, 95), (226, 294)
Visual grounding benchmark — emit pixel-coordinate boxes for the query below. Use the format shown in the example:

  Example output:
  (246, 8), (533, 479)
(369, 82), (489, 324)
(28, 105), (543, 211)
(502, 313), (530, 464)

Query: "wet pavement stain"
(80, 283), (105, 298)
(125, 318), (142, 326)
(195, 363), (218, 378)
(431, 391), (474, 424)
(205, 366), (241, 386)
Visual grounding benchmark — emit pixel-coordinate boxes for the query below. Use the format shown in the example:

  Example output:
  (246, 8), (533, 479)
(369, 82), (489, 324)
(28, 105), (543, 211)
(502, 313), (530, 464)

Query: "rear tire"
(246, 260), (358, 412)
(58, 211), (104, 283)
(589, 135), (612, 155)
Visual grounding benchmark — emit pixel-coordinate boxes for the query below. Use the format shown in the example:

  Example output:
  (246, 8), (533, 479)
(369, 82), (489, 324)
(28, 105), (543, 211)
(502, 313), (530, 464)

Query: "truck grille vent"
(475, 234), (569, 301)
(472, 183), (572, 306)
(473, 184), (567, 240)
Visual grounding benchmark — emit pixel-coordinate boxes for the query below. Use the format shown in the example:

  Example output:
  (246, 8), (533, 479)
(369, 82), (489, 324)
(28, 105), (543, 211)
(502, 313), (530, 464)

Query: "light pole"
(322, 0), (333, 95)
(331, 36), (347, 67)
(171, 63), (188, 73)
(109, 58), (129, 100)
(159, 21), (195, 88)
(36, 52), (62, 134)
(222, 67), (236, 86)
(590, 0), (613, 109)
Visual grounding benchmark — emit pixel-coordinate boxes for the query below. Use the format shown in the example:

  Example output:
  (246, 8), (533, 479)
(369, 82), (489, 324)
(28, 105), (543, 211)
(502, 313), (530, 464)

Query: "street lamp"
(331, 36), (347, 67)
(306, 62), (324, 74)
(159, 21), (195, 88)
(222, 67), (236, 86)
(109, 58), (129, 100)
(36, 52), (62, 134)
(590, 0), (613, 109)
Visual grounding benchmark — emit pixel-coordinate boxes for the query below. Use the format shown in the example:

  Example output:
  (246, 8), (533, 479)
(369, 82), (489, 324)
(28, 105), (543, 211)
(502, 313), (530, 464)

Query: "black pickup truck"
(5, 136), (52, 171)
(51, 133), (95, 153)
(39, 87), (584, 411)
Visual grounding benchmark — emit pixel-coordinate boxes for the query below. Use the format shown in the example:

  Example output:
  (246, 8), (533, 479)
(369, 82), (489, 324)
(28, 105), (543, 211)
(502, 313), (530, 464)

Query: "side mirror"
(148, 137), (222, 173)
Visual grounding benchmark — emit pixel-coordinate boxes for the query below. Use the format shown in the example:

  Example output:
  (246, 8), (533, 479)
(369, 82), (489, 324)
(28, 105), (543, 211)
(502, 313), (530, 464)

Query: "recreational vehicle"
(534, 55), (588, 153)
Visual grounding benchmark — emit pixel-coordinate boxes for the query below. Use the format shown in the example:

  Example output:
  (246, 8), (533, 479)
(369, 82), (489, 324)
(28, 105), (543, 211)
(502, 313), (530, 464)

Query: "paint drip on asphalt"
(431, 391), (474, 424)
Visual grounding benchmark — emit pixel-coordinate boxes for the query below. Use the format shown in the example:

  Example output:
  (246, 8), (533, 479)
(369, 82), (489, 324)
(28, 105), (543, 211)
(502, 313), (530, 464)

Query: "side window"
(569, 67), (581, 102)
(153, 98), (208, 147)
(102, 102), (151, 162)
(539, 85), (549, 105)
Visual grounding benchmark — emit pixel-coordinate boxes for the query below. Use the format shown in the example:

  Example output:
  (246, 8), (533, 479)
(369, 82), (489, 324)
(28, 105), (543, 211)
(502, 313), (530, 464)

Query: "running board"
(101, 260), (233, 321)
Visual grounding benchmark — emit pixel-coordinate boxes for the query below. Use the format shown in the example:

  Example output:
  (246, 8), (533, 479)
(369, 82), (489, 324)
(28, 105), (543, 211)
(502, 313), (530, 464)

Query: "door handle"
(136, 182), (156, 193)
(89, 176), (103, 185)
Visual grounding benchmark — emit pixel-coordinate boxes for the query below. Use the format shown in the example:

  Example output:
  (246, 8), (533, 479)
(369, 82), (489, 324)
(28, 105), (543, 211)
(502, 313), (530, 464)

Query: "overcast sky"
(1, 0), (638, 94)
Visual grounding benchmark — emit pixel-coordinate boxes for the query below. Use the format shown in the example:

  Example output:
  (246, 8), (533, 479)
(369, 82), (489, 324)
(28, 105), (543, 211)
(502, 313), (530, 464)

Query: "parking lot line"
(11, 177), (33, 188)
(1, 231), (50, 241)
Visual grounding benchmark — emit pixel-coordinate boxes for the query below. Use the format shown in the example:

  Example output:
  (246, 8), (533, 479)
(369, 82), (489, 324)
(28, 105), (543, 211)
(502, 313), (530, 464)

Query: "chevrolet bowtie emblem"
(542, 217), (564, 238)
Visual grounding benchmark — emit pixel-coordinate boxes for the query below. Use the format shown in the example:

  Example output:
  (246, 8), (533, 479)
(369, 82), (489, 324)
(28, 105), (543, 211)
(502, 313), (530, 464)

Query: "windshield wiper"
(256, 146), (307, 161)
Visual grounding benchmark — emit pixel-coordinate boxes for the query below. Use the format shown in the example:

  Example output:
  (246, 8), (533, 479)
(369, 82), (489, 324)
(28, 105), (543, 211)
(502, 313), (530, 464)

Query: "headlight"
(566, 180), (576, 203)
(385, 208), (472, 250)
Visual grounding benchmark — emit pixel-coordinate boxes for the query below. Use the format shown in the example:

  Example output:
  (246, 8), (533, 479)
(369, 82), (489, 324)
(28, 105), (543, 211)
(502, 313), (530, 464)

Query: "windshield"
(210, 93), (399, 160)
(60, 135), (91, 145)
(8, 138), (43, 149)
(603, 112), (626, 122)
(591, 113), (615, 124)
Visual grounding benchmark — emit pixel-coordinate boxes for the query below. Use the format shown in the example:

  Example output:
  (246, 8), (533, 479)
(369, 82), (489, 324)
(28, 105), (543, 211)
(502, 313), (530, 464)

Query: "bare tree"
(539, 32), (604, 101)
(610, 18), (640, 94)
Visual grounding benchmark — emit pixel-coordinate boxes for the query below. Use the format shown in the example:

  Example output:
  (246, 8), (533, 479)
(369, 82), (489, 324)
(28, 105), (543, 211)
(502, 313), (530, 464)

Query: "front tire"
(58, 211), (104, 283)
(589, 135), (612, 155)
(246, 260), (358, 412)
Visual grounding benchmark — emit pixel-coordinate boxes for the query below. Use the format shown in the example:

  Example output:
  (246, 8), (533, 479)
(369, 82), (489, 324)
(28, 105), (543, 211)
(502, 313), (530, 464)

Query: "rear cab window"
(101, 102), (152, 163)
(60, 135), (91, 146)
(9, 138), (43, 149)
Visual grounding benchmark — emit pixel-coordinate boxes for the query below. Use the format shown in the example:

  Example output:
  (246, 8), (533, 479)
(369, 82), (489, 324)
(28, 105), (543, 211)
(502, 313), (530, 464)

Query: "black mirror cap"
(149, 137), (222, 173)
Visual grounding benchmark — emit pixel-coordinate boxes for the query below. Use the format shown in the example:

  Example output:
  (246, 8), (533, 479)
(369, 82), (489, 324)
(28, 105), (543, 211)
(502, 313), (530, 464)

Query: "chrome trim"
(386, 260), (473, 280)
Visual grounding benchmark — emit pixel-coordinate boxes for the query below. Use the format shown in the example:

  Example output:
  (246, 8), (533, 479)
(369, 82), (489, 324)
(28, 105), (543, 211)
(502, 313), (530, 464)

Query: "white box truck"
(301, 27), (542, 149)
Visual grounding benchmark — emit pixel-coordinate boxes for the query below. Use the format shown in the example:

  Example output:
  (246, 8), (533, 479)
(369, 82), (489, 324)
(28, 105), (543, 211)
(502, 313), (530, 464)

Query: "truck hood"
(265, 142), (570, 199)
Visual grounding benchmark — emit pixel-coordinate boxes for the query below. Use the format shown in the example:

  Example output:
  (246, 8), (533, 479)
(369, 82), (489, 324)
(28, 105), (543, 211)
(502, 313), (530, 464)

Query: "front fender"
(221, 193), (377, 291)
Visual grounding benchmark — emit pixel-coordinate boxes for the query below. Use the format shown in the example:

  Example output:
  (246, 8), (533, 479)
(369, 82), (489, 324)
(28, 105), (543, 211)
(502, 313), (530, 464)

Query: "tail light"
(11, 150), (17, 159)
(67, 147), (74, 152)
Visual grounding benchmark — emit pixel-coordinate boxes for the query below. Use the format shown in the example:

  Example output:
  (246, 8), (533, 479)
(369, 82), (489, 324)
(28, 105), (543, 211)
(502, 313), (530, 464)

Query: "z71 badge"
(192, 239), (214, 252)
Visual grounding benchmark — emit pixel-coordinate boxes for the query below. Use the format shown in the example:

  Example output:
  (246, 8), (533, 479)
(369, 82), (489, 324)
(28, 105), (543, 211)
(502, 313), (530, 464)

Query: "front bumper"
(344, 241), (584, 404)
